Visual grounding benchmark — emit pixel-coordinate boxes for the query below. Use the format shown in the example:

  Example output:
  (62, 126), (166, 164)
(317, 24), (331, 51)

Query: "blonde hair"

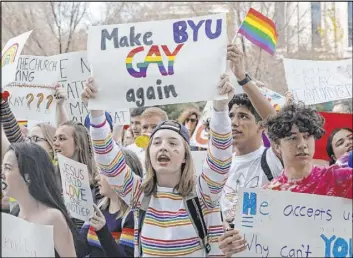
(141, 107), (168, 121)
(142, 140), (196, 197)
(178, 106), (200, 125)
(33, 123), (56, 160)
(98, 148), (143, 218)
(60, 121), (99, 185)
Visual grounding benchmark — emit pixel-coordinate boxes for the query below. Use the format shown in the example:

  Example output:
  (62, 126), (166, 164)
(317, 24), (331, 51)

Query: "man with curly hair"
(263, 103), (352, 198)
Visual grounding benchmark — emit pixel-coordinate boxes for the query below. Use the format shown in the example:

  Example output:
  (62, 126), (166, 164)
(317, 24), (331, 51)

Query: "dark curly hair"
(228, 93), (261, 122)
(326, 127), (353, 165)
(262, 102), (325, 143)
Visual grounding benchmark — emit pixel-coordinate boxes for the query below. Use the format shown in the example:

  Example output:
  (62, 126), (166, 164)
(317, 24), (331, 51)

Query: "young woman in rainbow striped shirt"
(81, 72), (246, 257)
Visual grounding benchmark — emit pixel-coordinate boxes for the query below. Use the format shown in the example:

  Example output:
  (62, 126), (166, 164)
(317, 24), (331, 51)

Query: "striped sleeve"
(197, 109), (232, 208)
(0, 101), (24, 143)
(90, 114), (144, 208)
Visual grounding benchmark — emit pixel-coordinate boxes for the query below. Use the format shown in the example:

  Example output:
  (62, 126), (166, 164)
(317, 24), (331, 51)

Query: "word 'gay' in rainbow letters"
(1, 43), (19, 67)
(126, 44), (184, 78)
(242, 191), (270, 228)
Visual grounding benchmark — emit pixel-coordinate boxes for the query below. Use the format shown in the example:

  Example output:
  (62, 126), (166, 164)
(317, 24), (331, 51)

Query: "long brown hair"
(98, 148), (143, 218)
(32, 123), (56, 160)
(142, 140), (196, 197)
(59, 121), (99, 185)
(177, 107), (200, 125)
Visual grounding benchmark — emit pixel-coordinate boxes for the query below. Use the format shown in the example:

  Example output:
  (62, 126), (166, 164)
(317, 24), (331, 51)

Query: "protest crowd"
(1, 6), (352, 258)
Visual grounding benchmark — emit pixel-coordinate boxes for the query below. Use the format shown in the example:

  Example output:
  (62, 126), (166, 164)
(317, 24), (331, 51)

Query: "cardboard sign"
(190, 101), (213, 149)
(57, 153), (94, 221)
(87, 14), (227, 110)
(234, 188), (352, 257)
(283, 58), (352, 105)
(1, 31), (32, 87)
(2, 213), (55, 257)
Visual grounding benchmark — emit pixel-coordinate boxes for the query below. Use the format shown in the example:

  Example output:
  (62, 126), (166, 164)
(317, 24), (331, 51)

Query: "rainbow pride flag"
(238, 8), (278, 55)
(18, 120), (28, 127)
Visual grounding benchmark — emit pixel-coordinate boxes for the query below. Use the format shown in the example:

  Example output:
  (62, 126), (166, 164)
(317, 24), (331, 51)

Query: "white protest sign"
(191, 151), (207, 175)
(57, 153), (94, 221)
(1, 31), (32, 87)
(87, 14), (227, 110)
(2, 212), (55, 257)
(283, 58), (352, 105)
(190, 101), (213, 149)
(259, 87), (286, 111)
(55, 51), (91, 123)
(108, 109), (131, 125)
(234, 188), (352, 257)
(5, 85), (56, 121)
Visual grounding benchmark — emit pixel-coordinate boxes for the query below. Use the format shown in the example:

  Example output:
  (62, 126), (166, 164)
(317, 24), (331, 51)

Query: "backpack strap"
(184, 192), (211, 254)
(137, 193), (211, 256)
(261, 148), (274, 182)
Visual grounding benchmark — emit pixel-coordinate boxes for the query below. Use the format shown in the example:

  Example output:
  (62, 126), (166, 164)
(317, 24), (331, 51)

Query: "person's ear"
(331, 154), (337, 161)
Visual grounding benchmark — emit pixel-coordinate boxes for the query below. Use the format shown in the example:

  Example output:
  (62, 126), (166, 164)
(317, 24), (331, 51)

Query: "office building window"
(311, 2), (322, 48)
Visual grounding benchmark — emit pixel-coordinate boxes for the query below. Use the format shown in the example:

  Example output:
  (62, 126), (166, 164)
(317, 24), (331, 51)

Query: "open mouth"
(55, 149), (62, 154)
(347, 146), (353, 152)
(157, 154), (171, 163)
(2, 181), (8, 191)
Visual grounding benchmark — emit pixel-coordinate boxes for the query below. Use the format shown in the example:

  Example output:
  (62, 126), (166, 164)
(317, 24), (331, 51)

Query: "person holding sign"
(262, 103), (352, 198)
(80, 148), (143, 257)
(54, 120), (101, 230)
(1, 142), (80, 257)
(83, 74), (235, 257)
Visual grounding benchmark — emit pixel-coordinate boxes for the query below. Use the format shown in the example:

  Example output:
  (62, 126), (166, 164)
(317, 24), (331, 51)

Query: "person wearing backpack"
(82, 72), (241, 257)
(221, 45), (283, 226)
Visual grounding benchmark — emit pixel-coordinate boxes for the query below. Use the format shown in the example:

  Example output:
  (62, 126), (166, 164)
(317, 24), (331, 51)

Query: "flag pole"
(231, 8), (251, 44)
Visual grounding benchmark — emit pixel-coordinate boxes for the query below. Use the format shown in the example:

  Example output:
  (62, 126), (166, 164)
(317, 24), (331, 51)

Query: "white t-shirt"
(221, 145), (283, 222)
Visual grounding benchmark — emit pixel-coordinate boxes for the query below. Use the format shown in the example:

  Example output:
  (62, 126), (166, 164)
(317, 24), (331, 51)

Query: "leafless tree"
(2, 2), (88, 55)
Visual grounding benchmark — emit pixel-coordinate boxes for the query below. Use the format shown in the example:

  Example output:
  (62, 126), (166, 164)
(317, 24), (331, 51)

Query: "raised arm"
(54, 84), (70, 126)
(197, 74), (233, 207)
(1, 126), (10, 161)
(82, 78), (143, 208)
(0, 99), (24, 143)
(228, 44), (276, 120)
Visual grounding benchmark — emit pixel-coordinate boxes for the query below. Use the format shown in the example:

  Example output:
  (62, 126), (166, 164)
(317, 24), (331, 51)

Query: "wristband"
(237, 73), (252, 86)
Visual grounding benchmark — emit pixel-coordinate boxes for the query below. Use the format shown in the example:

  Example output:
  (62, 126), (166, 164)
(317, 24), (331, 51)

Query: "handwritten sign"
(57, 153), (94, 221)
(283, 58), (352, 105)
(259, 87), (286, 111)
(6, 85), (56, 121)
(191, 151), (207, 175)
(108, 109), (131, 125)
(234, 188), (352, 257)
(2, 31), (32, 87)
(2, 213), (55, 257)
(190, 101), (213, 149)
(87, 14), (227, 110)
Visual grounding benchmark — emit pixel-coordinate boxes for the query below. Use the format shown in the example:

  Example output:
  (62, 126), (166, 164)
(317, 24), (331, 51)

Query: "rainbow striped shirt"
(90, 109), (232, 257)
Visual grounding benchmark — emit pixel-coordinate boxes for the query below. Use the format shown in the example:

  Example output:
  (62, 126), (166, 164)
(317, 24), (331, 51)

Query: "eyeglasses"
(186, 118), (197, 123)
(26, 136), (48, 143)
